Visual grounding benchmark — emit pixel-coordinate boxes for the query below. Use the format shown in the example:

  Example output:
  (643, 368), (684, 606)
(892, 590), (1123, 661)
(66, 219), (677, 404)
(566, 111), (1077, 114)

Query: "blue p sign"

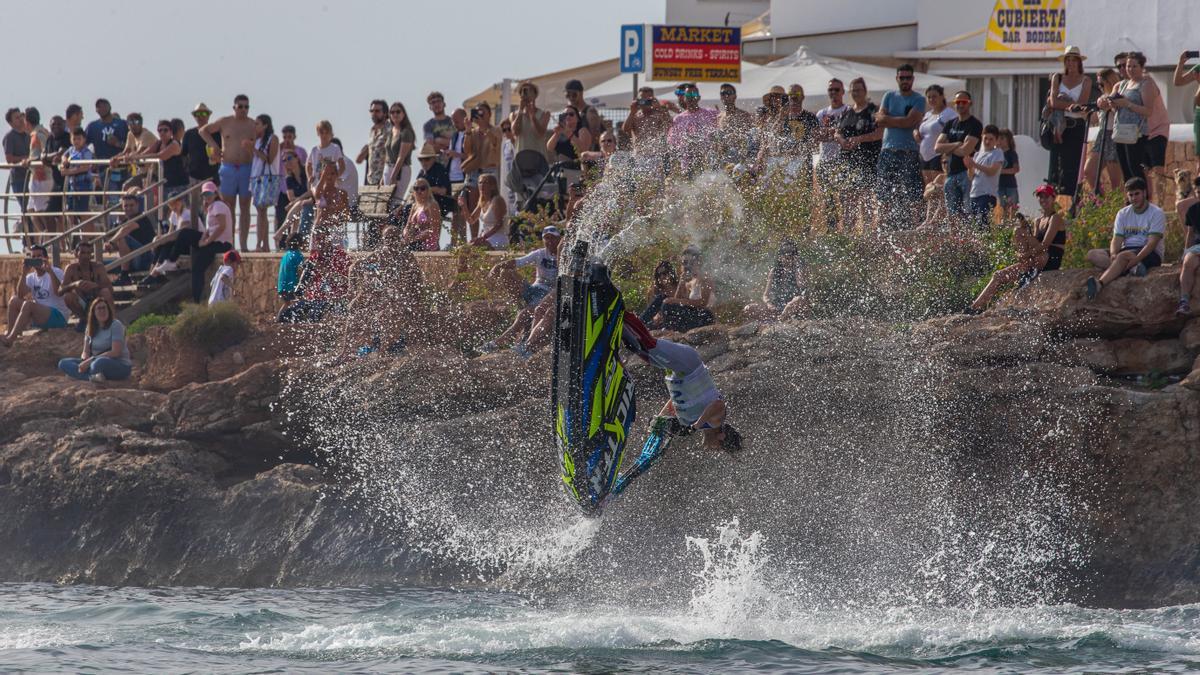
(620, 24), (644, 73)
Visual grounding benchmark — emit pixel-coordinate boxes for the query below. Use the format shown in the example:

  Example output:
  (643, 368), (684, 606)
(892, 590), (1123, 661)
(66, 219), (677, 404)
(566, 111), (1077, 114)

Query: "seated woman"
(743, 239), (807, 320)
(144, 193), (201, 281)
(332, 225), (427, 362)
(656, 244), (716, 332)
(404, 178), (442, 251)
(466, 174), (508, 248)
(968, 184), (1066, 313)
(640, 260), (679, 325)
(57, 297), (132, 383)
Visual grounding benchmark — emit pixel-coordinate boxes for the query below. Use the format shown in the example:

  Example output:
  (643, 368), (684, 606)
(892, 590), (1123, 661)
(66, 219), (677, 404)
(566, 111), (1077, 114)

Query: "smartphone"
(1109, 93), (1124, 100)
(1186, 50), (1200, 60)
(22, 258), (42, 269)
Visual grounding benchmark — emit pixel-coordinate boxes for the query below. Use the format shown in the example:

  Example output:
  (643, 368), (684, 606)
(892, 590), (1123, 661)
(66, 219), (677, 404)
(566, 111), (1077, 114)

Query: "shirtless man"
(1173, 50), (1200, 173)
(59, 239), (114, 322)
(200, 94), (257, 252)
(621, 86), (671, 157)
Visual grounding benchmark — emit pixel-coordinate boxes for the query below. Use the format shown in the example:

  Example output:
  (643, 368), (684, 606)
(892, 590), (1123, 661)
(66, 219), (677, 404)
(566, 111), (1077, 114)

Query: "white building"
(666, 0), (1200, 136)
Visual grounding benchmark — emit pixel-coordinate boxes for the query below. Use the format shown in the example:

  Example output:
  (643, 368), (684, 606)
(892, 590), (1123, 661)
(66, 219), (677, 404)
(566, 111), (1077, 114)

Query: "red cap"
(223, 250), (242, 264)
(1034, 184), (1057, 198)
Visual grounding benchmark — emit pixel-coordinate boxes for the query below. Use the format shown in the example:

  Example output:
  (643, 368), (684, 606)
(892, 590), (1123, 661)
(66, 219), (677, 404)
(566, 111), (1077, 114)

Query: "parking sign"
(620, 24), (644, 73)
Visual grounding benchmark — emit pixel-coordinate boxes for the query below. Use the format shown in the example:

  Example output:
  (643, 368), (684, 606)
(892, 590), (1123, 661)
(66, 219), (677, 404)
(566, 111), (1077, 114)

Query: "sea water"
(4, 582), (1200, 673)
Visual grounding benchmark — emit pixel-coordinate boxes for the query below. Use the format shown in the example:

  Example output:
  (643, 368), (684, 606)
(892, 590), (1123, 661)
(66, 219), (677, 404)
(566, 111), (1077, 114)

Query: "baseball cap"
(201, 181), (218, 194)
(564, 79), (584, 93)
(223, 250), (241, 264)
(541, 226), (562, 238)
(1034, 184), (1057, 198)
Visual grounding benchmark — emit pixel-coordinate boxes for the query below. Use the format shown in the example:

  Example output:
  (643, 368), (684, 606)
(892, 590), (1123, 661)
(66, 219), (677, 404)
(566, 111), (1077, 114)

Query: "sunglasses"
(675, 89), (687, 96)
(683, 92), (701, 99)
(789, 94), (804, 100)
(954, 100), (971, 106)
(235, 104), (249, 110)
(370, 108), (384, 113)
(157, 127), (171, 132)
(897, 75), (915, 81)
(413, 185), (428, 192)
(720, 90), (736, 96)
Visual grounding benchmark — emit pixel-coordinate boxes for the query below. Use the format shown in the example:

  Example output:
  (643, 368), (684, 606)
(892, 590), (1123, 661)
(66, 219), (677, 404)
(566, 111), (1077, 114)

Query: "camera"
(558, 112), (569, 124)
(1186, 50), (1200, 60)
(638, 98), (654, 107)
(470, 109), (481, 121)
(22, 257), (43, 269)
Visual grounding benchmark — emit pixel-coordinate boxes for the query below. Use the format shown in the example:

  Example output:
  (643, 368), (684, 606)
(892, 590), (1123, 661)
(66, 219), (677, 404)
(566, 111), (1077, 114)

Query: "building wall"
(664, 0), (768, 27)
(743, 25), (917, 61)
(916, 0), (991, 51)
(769, 0), (917, 38)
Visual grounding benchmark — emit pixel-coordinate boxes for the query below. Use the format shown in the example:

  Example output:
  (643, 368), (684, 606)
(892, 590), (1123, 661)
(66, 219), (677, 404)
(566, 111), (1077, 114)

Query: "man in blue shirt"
(85, 98), (128, 210)
(874, 64), (925, 230)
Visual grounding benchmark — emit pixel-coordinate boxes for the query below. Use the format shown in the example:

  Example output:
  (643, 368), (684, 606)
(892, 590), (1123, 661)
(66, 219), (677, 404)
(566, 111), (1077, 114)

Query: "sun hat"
(541, 226), (561, 238)
(1057, 45), (1087, 61)
(192, 102), (212, 115)
(200, 181), (218, 194)
(416, 142), (439, 159)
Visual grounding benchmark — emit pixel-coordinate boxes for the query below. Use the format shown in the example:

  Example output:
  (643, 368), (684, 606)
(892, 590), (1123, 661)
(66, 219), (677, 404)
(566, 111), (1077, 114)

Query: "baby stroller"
(506, 150), (577, 216)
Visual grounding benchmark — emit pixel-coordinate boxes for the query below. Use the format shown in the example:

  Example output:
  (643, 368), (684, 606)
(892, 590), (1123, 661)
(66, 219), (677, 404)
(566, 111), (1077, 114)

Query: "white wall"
(664, 0), (768, 27)
(769, 0), (917, 37)
(916, 0), (992, 50)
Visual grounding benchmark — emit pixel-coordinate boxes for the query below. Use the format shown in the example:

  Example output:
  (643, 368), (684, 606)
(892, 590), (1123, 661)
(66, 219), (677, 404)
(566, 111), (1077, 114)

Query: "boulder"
(1002, 268), (1185, 339)
(1065, 337), (1196, 376)
(137, 326), (208, 392)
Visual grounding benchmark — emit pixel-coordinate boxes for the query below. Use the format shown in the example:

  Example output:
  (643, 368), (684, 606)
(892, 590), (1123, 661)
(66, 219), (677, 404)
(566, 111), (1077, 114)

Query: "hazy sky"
(4, 0), (663, 164)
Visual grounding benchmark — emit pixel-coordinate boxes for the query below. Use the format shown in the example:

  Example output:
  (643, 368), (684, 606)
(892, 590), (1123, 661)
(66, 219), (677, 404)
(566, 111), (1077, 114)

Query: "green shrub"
(171, 302), (251, 354)
(127, 312), (176, 335)
(1062, 190), (1125, 269)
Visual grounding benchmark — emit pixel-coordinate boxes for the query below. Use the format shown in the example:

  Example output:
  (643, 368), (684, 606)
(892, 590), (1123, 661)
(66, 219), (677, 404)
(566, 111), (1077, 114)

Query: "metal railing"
(0, 158), (162, 254)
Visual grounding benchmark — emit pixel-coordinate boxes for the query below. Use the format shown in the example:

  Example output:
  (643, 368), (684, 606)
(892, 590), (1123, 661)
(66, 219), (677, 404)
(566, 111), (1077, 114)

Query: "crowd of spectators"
(4, 46), (1200, 372)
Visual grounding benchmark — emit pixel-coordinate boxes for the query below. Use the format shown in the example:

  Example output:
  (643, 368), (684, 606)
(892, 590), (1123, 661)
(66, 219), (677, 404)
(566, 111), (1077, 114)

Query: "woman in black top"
(835, 78), (883, 232)
(137, 119), (187, 196)
(547, 105), (592, 187)
(743, 239), (806, 320)
(968, 184), (1066, 312)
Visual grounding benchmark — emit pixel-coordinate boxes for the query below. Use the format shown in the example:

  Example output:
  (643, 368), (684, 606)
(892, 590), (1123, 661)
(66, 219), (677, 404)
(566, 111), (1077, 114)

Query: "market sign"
(650, 25), (741, 82)
(985, 0), (1066, 52)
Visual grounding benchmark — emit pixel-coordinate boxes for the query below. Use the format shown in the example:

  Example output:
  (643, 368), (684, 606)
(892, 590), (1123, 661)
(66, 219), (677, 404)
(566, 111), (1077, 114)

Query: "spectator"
(462, 102), (501, 239)
(111, 112), (157, 183)
(997, 128), (1021, 219)
(334, 225), (427, 361)
(467, 173), (508, 248)
(191, 181), (234, 303)
(135, 119), (186, 200)
(64, 103), (84, 136)
(249, 114), (281, 252)
(85, 98), (129, 204)
(357, 99), (391, 186)
(182, 103), (218, 219)
(920, 157), (949, 228)
(743, 239), (807, 320)
(3, 108), (30, 214)
(1081, 68), (1125, 194)
(423, 91), (455, 164)
(2, 245), (69, 348)
(639, 260), (680, 325)
(23, 107), (53, 231)
(40, 115), (70, 233)
(277, 233), (305, 314)
(1177, 181), (1200, 315)
(508, 81), (551, 156)
(279, 124), (306, 170)
(411, 142), (453, 220)
(547, 105), (593, 183)
(655, 244), (715, 332)
(108, 192), (157, 286)
(329, 137), (359, 204)
(208, 249), (240, 305)
(478, 226), (561, 354)
(274, 150), (308, 240)
(56, 298), (131, 383)
(446, 108), (470, 244)
(499, 118), (517, 211)
(580, 130), (627, 181)
(1173, 51), (1200, 174)
(916, 84), (954, 185)
(200, 95), (257, 252)
(1045, 46), (1091, 197)
(306, 120), (346, 186)
(935, 90), (983, 225)
(1113, 52), (1129, 82)
(1102, 52), (1168, 202)
(309, 163), (351, 253)
(384, 102), (416, 206)
(715, 83), (754, 166)
(815, 79), (848, 230)
(404, 178), (441, 251)
(622, 86), (672, 158)
(145, 193), (200, 280)
(874, 64), (926, 230)
(969, 184), (1067, 312)
(1085, 177), (1164, 300)
(563, 181), (586, 222)
(965, 124), (1004, 229)
(60, 128), (94, 228)
(564, 79), (604, 146)
(59, 239), (114, 324)
(835, 77), (883, 232)
(759, 84), (817, 180)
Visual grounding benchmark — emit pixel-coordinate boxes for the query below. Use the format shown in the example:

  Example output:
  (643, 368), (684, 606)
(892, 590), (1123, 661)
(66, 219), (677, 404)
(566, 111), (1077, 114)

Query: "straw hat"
(416, 142), (440, 159)
(1057, 45), (1086, 61)
(192, 102), (213, 115)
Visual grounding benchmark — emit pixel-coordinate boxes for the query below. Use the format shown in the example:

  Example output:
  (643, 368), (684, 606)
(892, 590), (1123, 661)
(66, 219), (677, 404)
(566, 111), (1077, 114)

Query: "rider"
(611, 311), (742, 496)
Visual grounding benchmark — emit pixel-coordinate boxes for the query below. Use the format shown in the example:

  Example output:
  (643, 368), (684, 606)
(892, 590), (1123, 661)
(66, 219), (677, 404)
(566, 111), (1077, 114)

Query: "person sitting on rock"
(59, 239), (115, 326)
(2, 245), (70, 348)
(332, 225), (427, 362)
(57, 297), (131, 383)
(743, 239), (807, 320)
(969, 184), (1066, 313)
(655, 244), (716, 333)
(477, 226), (562, 356)
(1085, 177), (1165, 301)
(640, 260), (679, 326)
(1177, 184), (1200, 316)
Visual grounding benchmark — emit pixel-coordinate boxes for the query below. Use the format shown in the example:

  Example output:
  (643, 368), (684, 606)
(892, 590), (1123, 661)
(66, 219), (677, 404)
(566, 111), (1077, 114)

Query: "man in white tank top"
(609, 312), (742, 497)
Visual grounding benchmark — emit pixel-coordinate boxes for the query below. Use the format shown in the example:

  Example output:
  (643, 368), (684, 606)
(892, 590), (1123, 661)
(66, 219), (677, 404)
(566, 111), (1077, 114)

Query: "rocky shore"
(0, 268), (1198, 608)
